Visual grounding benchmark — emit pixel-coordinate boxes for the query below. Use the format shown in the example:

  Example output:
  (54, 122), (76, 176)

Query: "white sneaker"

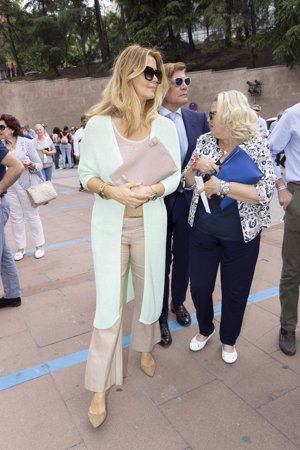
(222, 345), (238, 364)
(189, 330), (215, 351)
(34, 248), (45, 259)
(14, 250), (26, 261)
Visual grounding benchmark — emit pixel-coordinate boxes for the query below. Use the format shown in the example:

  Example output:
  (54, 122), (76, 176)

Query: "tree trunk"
(241, 0), (250, 39)
(6, 17), (24, 76)
(187, 25), (195, 50)
(167, 24), (176, 43)
(249, 0), (256, 36)
(224, 0), (233, 47)
(94, 0), (110, 63)
(120, 5), (129, 43)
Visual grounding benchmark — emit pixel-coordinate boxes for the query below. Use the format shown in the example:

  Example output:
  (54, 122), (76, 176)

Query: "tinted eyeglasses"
(209, 111), (217, 120)
(0, 125), (8, 131)
(170, 78), (191, 87)
(143, 66), (162, 84)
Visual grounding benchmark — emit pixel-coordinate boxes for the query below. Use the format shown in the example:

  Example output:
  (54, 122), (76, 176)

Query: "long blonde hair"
(87, 44), (168, 136)
(215, 90), (260, 141)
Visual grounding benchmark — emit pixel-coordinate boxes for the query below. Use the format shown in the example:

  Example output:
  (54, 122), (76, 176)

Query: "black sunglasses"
(209, 111), (217, 120)
(0, 125), (8, 131)
(170, 77), (191, 87)
(143, 66), (162, 84)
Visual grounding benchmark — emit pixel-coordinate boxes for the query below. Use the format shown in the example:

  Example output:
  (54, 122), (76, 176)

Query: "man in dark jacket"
(159, 62), (210, 346)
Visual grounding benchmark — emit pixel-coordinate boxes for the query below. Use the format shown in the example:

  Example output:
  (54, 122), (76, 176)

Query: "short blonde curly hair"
(215, 90), (259, 141)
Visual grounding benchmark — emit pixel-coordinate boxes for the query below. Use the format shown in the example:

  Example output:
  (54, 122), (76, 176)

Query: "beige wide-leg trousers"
(85, 217), (161, 393)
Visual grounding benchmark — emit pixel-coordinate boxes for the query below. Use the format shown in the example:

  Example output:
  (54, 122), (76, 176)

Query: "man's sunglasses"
(209, 111), (217, 120)
(0, 125), (8, 131)
(143, 66), (162, 84)
(170, 77), (191, 87)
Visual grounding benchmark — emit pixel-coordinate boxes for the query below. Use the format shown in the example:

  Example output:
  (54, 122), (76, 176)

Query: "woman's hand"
(203, 175), (219, 198)
(23, 160), (35, 170)
(106, 180), (151, 207)
(195, 158), (219, 175)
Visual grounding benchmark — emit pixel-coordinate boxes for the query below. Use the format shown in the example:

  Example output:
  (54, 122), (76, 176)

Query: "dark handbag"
(216, 146), (263, 209)
(26, 173), (58, 207)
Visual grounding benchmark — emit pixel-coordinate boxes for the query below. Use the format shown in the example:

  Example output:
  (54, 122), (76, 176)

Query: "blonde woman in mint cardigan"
(78, 44), (181, 428)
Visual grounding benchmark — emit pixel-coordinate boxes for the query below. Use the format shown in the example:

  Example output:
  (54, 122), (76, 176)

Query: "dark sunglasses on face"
(0, 125), (8, 131)
(171, 77), (191, 87)
(209, 111), (217, 120)
(143, 66), (162, 84)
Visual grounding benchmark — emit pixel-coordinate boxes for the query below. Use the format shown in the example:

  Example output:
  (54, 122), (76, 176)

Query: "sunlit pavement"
(0, 167), (299, 450)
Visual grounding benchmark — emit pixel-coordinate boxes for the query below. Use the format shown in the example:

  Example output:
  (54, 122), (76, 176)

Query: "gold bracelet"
(97, 182), (112, 199)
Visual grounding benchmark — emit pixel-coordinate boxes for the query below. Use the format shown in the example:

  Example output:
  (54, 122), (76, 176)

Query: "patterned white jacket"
(182, 132), (276, 243)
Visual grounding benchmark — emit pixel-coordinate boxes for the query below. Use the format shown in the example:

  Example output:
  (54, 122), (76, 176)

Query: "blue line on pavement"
(40, 200), (93, 215)
(25, 236), (92, 254)
(0, 286), (278, 392)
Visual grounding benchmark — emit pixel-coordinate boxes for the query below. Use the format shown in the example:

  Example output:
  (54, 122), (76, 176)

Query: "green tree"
(250, 0), (300, 68)
(0, 0), (26, 75)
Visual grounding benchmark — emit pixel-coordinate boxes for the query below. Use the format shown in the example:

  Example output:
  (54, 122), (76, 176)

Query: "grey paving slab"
(0, 307), (27, 338)
(52, 363), (87, 402)
(21, 284), (94, 347)
(227, 359), (300, 409)
(0, 329), (41, 376)
(241, 302), (280, 343)
(126, 343), (217, 406)
(66, 379), (188, 450)
(161, 380), (298, 450)
(0, 376), (82, 450)
(259, 387), (300, 447)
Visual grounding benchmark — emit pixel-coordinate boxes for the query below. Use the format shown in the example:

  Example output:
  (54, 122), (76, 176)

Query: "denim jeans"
(43, 166), (53, 181)
(60, 144), (72, 168)
(54, 144), (60, 169)
(0, 196), (21, 298)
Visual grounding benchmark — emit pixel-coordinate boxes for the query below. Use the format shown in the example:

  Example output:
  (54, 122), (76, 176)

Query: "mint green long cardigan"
(78, 115), (181, 329)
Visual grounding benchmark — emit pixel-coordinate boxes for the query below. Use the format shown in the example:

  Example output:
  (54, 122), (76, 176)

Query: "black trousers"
(189, 227), (261, 345)
(160, 196), (191, 322)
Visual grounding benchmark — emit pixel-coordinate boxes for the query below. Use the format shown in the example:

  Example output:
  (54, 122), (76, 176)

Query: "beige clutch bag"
(110, 137), (178, 186)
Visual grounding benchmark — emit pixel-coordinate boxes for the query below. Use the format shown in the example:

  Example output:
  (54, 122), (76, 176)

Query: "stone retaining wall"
(1, 64), (299, 131)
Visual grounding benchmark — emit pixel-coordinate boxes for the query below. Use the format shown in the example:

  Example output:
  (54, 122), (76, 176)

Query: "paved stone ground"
(0, 167), (299, 450)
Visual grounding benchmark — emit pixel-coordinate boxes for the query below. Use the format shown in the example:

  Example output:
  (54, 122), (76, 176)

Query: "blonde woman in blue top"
(79, 44), (181, 428)
(183, 91), (275, 364)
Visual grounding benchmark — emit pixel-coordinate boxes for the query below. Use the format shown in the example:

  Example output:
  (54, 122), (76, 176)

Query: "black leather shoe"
(279, 327), (296, 356)
(0, 296), (21, 308)
(171, 303), (191, 327)
(159, 322), (172, 347)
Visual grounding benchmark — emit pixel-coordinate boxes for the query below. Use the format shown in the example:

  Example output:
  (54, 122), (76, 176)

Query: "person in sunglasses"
(78, 44), (181, 428)
(182, 90), (275, 363)
(158, 62), (210, 347)
(0, 114), (46, 261)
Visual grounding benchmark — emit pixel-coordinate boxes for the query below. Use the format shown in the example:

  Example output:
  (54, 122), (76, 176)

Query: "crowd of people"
(0, 43), (299, 430)
(21, 121), (87, 176)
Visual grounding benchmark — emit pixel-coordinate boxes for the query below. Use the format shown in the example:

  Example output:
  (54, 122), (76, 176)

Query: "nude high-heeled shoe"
(88, 392), (107, 428)
(140, 352), (156, 377)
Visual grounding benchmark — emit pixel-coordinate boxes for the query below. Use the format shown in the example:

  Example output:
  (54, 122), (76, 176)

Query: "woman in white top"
(79, 44), (180, 428)
(35, 124), (55, 181)
(0, 114), (46, 260)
